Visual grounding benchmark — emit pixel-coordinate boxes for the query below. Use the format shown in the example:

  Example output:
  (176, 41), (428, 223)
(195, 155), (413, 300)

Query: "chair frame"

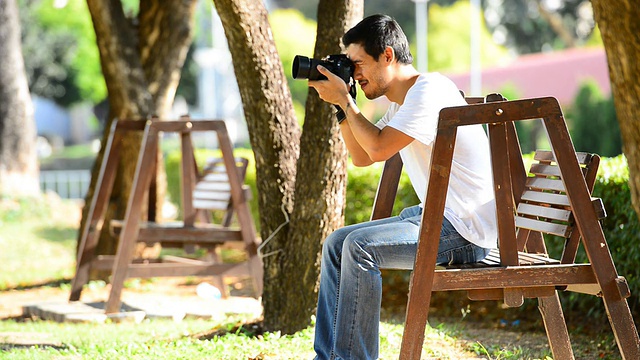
(371, 95), (640, 359)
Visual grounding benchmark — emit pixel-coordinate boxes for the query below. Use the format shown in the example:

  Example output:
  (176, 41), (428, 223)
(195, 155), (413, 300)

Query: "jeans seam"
(346, 251), (360, 359)
(329, 268), (340, 360)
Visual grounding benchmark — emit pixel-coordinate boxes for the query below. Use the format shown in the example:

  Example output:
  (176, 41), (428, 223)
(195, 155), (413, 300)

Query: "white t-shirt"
(375, 73), (497, 249)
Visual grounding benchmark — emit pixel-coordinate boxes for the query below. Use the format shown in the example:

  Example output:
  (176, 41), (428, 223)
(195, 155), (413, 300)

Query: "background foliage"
(566, 80), (621, 157)
(18, 0), (105, 106)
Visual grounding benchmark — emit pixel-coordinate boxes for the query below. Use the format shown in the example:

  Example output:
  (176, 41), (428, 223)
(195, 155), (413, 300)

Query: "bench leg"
(600, 293), (640, 359)
(248, 253), (263, 297)
(205, 246), (229, 298)
(538, 292), (574, 360)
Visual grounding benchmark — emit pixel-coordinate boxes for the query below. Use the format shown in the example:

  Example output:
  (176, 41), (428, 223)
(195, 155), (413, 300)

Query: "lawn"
(0, 194), (620, 359)
(0, 194), (77, 290)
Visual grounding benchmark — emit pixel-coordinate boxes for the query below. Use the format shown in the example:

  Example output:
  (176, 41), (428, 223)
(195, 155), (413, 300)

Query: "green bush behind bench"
(166, 150), (639, 322)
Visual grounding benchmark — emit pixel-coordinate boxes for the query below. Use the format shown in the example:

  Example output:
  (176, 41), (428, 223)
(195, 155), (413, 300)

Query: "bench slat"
(521, 190), (571, 207)
(529, 163), (588, 179)
(529, 163), (561, 177)
(526, 177), (566, 192)
(517, 203), (571, 222)
(534, 150), (555, 162)
(453, 248), (560, 268)
(193, 190), (231, 201)
(515, 216), (570, 237)
(193, 199), (230, 211)
(534, 150), (592, 165)
(201, 173), (229, 182)
(194, 182), (231, 192)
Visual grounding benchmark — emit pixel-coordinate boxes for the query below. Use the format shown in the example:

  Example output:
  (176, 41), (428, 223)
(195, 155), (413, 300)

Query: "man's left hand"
(308, 65), (351, 109)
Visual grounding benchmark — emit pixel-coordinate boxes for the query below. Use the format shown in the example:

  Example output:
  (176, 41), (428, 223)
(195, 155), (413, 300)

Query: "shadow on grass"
(194, 320), (265, 340)
(0, 331), (69, 351)
(33, 225), (77, 244)
(0, 343), (69, 351)
(3, 278), (71, 291)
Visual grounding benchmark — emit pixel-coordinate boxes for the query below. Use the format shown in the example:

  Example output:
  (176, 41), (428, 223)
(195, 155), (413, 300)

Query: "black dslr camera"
(292, 54), (356, 122)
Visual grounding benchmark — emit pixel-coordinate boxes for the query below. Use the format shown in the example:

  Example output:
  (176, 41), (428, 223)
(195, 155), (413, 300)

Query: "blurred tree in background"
(18, 0), (105, 107)
(483, 0), (597, 54)
(0, 0), (39, 196)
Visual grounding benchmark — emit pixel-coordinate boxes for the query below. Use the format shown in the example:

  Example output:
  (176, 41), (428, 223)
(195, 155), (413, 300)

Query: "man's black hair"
(342, 14), (413, 65)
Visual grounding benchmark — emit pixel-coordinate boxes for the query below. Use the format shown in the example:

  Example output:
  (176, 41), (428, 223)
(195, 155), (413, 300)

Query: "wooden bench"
(69, 118), (262, 313)
(371, 95), (639, 359)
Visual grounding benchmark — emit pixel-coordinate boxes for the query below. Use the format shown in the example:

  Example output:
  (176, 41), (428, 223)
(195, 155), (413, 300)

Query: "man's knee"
(342, 231), (370, 259)
(323, 228), (349, 258)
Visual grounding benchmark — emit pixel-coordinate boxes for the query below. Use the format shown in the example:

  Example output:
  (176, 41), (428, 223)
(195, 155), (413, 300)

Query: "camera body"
(292, 54), (355, 85)
(292, 54), (356, 122)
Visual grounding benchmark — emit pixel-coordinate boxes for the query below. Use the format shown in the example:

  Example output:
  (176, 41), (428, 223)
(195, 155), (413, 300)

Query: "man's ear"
(383, 46), (395, 64)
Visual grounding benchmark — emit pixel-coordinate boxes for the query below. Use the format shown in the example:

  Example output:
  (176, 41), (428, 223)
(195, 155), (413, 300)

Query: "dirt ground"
(0, 276), (262, 321)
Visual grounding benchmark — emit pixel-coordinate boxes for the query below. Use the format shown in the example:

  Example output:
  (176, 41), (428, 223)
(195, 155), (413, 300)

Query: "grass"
(0, 318), (474, 359)
(0, 194), (77, 290)
(0, 194), (622, 359)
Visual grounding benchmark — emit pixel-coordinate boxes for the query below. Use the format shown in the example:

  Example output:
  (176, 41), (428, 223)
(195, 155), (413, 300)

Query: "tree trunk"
(211, 0), (301, 330)
(78, 0), (197, 263)
(0, 0), (39, 196)
(592, 0), (640, 219)
(272, 0), (363, 334)
(213, 0), (362, 333)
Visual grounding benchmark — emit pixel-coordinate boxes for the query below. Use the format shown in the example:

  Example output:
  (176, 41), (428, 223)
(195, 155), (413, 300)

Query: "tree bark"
(592, 0), (640, 219)
(79, 0), (197, 261)
(0, 0), (39, 196)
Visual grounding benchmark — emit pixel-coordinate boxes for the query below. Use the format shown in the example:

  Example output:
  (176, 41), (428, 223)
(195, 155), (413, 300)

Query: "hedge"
(166, 150), (639, 322)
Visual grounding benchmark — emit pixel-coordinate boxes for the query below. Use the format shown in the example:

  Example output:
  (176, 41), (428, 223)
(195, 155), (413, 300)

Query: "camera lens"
(292, 55), (311, 79)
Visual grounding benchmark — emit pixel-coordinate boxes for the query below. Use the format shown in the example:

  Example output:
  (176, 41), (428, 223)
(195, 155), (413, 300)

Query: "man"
(308, 14), (497, 360)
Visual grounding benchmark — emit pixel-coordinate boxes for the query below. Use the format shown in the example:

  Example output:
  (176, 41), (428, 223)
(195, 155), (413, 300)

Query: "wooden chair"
(69, 118), (262, 313)
(371, 95), (640, 359)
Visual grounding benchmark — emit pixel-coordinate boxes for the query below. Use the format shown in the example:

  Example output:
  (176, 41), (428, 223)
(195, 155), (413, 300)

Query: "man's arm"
(309, 66), (413, 167)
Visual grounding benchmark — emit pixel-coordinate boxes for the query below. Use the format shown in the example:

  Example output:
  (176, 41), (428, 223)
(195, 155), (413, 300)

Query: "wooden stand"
(69, 118), (262, 314)
(372, 95), (640, 359)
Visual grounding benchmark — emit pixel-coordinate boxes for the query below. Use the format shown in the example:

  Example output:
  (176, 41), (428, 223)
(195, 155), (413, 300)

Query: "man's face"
(346, 43), (389, 100)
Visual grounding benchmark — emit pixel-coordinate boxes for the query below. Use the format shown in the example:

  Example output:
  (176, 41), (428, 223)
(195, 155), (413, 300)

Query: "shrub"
(166, 150), (639, 323)
(344, 161), (418, 225)
(566, 80), (622, 157)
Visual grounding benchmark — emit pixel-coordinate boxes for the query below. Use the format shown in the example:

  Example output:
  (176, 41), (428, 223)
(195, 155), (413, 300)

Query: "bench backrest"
(514, 149), (602, 262)
(193, 157), (250, 227)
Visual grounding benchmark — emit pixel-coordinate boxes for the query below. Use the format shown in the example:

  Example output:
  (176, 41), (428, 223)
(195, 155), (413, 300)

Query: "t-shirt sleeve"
(385, 86), (441, 146)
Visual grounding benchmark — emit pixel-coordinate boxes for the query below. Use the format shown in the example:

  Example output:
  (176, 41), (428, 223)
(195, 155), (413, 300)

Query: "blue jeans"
(313, 205), (491, 360)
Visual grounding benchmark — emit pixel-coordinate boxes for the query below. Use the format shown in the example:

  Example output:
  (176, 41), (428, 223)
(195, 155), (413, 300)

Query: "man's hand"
(308, 66), (351, 109)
